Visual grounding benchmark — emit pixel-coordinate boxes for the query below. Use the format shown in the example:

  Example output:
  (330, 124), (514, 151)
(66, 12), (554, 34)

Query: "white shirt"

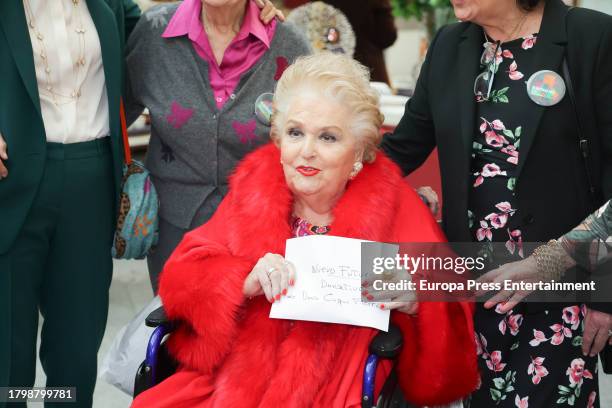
(24, 0), (109, 143)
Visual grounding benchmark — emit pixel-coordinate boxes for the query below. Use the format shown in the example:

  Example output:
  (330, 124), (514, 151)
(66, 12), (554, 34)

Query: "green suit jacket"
(0, 0), (140, 254)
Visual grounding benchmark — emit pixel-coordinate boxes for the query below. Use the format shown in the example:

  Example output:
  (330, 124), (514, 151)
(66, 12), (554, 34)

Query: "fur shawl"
(158, 144), (478, 406)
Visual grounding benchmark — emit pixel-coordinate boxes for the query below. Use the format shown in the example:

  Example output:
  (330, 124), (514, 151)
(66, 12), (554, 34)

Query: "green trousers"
(0, 138), (115, 408)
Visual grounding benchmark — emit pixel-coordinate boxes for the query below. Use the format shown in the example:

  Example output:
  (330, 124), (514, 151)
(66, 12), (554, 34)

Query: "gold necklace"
(485, 11), (529, 44)
(23, 0), (87, 106)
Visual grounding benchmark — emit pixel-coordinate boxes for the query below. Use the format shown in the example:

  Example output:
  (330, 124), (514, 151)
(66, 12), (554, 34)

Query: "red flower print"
(562, 306), (581, 330)
(476, 332), (490, 359)
(496, 201), (514, 213)
(498, 310), (523, 336)
(506, 229), (523, 257)
(479, 120), (488, 133)
(485, 212), (509, 229)
(515, 394), (529, 408)
(549, 323), (572, 345)
(501, 145), (518, 156)
(477, 220), (493, 241)
(508, 61), (524, 81)
(553, 323), (573, 338)
(491, 119), (506, 130)
(522, 35), (537, 50)
(486, 350), (507, 372)
(474, 164), (508, 187)
(482, 163), (507, 177)
(508, 313), (523, 336)
(528, 356), (549, 385)
(479, 333), (488, 349)
(495, 303), (509, 314)
(588, 391), (597, 408)
(501, 145), (519, 165)
(485, 131), (509, 148)
(529, 329), (548, 346)
(475, 332), (483, 356)
(503, 49), (514, 59)
(499, 319), (507, 335)
(566, 358), (593, 386)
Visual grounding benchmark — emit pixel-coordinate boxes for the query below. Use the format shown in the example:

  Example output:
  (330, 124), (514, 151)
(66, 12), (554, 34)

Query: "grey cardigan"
(125, 4), (311, 229)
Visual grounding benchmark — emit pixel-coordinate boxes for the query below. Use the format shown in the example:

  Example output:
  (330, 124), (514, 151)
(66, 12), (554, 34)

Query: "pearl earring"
(350, 162), (363, 179)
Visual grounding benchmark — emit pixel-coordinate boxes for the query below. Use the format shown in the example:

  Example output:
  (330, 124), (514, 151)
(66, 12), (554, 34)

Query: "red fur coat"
(138, 144), (478, 407)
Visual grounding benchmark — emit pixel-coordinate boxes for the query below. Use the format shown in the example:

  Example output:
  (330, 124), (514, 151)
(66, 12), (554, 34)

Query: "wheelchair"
(134, 306), (416, 408)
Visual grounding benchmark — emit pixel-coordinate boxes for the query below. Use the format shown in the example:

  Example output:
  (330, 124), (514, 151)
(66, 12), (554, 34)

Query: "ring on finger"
(266, 266), (276, 277)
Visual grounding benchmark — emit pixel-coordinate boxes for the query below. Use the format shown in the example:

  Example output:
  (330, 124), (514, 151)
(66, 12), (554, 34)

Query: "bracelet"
(532, 240), (574, 281)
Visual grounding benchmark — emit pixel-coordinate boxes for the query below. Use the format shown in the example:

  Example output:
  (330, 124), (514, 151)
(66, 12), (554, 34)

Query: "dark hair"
(517, 0), (544, 11)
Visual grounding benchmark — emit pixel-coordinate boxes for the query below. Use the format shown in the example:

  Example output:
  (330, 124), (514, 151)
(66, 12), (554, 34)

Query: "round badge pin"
(526, 70), (566, 107)
(254, 92), (274, 126)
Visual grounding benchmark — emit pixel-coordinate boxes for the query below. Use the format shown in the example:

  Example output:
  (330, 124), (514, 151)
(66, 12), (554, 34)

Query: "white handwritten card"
(269, 235), (391, 331)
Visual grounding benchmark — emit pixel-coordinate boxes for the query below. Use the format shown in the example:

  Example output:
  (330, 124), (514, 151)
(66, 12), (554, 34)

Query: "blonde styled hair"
(271, 53), (384, 163)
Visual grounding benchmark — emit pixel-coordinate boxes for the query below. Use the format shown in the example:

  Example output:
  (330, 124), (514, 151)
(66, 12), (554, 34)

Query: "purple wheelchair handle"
(362, 354), (379, 407)
(145, 323), (173, 385)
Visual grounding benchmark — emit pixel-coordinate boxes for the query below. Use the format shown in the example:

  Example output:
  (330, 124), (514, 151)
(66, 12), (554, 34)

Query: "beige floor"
(28, 259), (612, 407)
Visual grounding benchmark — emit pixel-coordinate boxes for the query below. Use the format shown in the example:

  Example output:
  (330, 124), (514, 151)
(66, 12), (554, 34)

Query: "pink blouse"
(162, 0), (277, 109)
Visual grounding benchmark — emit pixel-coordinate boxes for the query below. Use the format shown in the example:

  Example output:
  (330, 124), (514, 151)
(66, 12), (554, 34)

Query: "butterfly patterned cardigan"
(124, 3), (311, 229)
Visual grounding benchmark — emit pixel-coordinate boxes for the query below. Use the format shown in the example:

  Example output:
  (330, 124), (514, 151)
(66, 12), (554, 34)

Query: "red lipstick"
(296, 166), (320, 176)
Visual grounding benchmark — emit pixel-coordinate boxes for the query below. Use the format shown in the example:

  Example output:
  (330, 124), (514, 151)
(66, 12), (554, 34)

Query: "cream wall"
(581, 0), (612, 14)
(384, 19), (427, 91)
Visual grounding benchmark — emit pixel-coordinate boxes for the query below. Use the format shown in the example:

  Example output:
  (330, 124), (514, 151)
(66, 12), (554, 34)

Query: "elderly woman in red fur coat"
(131, 53), (478, 408)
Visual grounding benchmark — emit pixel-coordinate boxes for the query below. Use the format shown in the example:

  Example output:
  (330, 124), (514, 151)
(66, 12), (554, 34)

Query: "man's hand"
(582, 307), (612, 357)
(416, 185), (438, 216)
(0, 132), (8, 180)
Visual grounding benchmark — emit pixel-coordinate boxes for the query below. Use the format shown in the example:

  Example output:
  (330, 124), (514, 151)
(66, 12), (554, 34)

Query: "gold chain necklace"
(484, 11), (529, 44)
(23, 0), (88, 106)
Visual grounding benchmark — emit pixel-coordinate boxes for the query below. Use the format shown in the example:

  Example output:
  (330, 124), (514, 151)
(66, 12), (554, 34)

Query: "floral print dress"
(291, 216), (331, 237)
(467, 35), (599, 408)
